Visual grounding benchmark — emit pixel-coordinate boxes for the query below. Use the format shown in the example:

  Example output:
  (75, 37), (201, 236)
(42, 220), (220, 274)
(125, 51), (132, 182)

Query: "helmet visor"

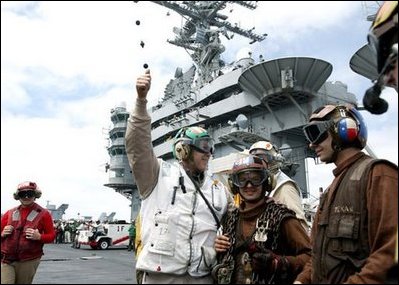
(250, 150), (274, 164)
(367, 31), (381, 69)
(303, 120), (333, 144)
(191, 137), (214, 154)
(232, 169), (267, 188)
(368, 32), (398, 75)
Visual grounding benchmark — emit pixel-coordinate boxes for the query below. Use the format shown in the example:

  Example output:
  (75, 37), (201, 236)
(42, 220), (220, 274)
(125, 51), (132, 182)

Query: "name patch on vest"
(334, 205), (353, 213)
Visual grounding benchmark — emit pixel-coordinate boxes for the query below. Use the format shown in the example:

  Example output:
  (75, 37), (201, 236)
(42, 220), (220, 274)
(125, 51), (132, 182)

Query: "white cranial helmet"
(249, 141), (284, 173)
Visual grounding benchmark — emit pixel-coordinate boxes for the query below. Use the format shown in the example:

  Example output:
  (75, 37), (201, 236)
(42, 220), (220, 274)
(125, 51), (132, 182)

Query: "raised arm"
(125, 69), (160, 199)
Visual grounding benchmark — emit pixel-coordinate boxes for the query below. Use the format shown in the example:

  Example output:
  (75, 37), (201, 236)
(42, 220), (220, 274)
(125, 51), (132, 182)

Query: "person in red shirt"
(1, 181), (56, 284)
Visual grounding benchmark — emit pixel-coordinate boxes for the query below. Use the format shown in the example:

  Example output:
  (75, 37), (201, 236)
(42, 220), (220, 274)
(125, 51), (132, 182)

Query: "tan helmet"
(14, 181), (42, 200)
(368, 1), (398, 74)
(303, 104), (368, 150)
(249, 141), (284, 173)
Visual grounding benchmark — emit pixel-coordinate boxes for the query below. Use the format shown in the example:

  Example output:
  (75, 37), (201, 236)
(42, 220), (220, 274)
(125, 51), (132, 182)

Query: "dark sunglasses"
(232, 169), (268, 188)
(303, 120), (334, 145)
(18, 190), (36, 199)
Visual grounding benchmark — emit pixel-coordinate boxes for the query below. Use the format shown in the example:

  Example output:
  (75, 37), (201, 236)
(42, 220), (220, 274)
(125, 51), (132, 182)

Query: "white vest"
(269, 170), (301, 198)
(136, 160), (228, 277)
(269, 170), (308, 231)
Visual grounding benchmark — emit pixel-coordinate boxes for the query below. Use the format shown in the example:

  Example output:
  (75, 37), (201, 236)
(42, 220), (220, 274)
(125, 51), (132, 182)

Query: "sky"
(2, 1), (397, 220)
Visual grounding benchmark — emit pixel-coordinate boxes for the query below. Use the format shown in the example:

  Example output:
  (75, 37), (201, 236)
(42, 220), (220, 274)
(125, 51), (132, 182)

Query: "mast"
(150, 1), (267, 86)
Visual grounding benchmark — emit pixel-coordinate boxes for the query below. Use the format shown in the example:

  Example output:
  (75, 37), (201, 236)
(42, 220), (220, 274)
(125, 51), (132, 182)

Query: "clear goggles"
(303, 120), (334, 145)
(190, 137), (215, 154)
(231, 169), (268, 188)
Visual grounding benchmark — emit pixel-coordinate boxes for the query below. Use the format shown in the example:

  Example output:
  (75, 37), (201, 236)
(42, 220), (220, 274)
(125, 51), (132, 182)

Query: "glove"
(251, 250), (289, 275)
(251, 250), (275, 274)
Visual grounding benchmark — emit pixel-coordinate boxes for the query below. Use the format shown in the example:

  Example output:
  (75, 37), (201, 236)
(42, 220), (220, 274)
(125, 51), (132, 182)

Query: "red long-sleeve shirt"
(1, 204), (56, 243)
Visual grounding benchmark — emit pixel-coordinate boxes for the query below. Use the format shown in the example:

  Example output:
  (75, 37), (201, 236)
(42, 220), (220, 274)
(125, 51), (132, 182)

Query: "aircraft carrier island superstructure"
(104, 102), (140, 220)
(105, 1), (361, 218)
(145, 1), (358, 199)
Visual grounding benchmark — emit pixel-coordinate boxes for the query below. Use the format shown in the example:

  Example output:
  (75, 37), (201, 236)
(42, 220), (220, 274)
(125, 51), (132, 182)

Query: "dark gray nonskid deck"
(33, 243), (137, 284)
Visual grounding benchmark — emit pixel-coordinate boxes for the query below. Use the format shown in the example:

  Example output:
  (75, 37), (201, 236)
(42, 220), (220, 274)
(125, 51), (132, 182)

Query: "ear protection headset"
(14, 181), (42, 200)
(331, 106), (367, 149)
(172, 126), (213, 161)
(309, 105), (367, 150)
(174, 138), (192, 161)
(173, 128), (191, 161)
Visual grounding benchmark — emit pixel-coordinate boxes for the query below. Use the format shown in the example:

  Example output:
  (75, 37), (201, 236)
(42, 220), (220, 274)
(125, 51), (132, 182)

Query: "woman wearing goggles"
(214, 155), (311, 284)
(232, 169), (268, 188)
(229, 155), (273, 201)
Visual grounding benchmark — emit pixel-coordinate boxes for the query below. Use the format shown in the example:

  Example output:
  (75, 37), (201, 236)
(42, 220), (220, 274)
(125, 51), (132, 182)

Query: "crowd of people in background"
(51, 219), (129, 245)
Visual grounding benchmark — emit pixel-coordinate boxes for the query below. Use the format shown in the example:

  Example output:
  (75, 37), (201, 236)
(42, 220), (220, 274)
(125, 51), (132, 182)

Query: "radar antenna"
(150, 1), (267, 85)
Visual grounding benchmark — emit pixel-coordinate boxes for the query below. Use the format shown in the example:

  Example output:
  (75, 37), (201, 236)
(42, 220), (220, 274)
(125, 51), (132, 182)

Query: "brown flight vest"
(313, 156), (397, 283)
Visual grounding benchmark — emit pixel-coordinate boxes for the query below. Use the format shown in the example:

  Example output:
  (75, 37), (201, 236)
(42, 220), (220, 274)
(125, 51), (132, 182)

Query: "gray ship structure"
(105, 1), (367, 220)
(45, 201), (68, 221)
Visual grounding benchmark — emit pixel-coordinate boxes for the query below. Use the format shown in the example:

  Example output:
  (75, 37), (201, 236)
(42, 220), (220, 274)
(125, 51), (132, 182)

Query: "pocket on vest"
(147, 211), (177, 256)
(327, 212), (360, 253)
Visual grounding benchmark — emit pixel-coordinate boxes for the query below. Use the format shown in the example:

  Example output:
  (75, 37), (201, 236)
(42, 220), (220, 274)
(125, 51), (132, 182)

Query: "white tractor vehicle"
(75, 223), (129, 250)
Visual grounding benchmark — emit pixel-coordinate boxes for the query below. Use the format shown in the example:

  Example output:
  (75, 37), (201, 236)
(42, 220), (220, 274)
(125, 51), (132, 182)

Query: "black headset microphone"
(363, 77), (388, 115)
(363, 43), (398, 115)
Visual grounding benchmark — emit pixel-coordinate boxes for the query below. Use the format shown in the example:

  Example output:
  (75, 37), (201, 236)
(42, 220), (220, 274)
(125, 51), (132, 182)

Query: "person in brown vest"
(295, 104), (398, 284)
(1, 181), (56, 284)
(213, 155), (311, 284)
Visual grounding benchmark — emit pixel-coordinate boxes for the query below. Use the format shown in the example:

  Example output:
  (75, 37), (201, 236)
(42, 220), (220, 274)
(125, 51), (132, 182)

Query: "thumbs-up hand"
(136, 69), (151, 99)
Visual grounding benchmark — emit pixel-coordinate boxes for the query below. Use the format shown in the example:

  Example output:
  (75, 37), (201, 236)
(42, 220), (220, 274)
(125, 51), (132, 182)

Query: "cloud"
(1, 94), (132, 220)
